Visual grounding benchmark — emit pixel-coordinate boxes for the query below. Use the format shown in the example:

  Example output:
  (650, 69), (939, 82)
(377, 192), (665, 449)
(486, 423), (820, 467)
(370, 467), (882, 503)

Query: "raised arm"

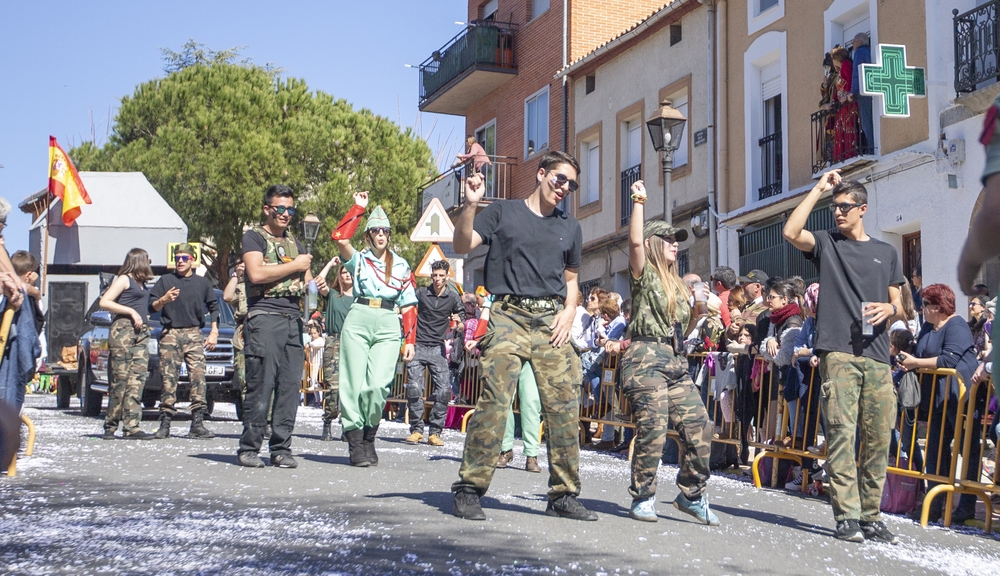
(453, 173), (485, 254)
(334, 192), (369, 263)
(959, 174), (1000, 294)
(628, 180), (647, 277)
(783, 170), (841, 252)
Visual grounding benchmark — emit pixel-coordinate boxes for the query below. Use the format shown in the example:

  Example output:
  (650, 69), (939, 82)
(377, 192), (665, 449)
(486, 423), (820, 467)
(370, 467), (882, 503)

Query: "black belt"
(631, 335), (674, 344)
(356, 297), (397, 311)
(499, 295), (563, 312)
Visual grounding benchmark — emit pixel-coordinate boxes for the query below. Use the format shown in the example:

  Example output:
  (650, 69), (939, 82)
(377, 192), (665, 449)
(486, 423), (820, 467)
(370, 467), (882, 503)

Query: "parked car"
(73, 288), (241, 419)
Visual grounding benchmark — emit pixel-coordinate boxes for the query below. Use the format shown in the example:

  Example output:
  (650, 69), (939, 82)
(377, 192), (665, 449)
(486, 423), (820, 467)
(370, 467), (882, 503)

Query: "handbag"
(898, 370), (921, 410)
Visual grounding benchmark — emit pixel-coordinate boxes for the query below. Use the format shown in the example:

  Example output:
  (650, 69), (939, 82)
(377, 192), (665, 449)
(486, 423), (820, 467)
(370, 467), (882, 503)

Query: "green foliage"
(72, 45), (436, 283)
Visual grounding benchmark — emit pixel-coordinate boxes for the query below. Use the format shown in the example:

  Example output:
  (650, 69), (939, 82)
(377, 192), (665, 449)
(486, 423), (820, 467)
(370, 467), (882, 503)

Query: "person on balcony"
(454, 136), (492, 175)
(849, 33), (874, 153)
(831, 47), (860, 164)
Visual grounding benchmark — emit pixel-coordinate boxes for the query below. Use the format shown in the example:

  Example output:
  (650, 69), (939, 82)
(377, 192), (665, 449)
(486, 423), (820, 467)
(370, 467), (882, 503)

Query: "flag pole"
(41, 194), (51, 297)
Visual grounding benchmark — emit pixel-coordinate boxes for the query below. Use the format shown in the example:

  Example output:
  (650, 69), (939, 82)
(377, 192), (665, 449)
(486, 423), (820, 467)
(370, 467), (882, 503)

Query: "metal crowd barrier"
(385, 349), (484, 432)
(954, 377), (998, 531)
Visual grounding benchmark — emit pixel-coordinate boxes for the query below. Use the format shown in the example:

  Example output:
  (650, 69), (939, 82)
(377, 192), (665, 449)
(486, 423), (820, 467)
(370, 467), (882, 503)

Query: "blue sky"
(0, 0), (468, 253)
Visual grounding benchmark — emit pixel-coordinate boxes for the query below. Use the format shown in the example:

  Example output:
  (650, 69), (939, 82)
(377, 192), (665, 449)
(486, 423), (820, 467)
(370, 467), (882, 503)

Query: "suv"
(74, 288), (241, 419)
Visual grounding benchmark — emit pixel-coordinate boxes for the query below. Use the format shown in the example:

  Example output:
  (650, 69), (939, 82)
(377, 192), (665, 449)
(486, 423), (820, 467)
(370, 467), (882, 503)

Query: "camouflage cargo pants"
(819, 351), (896, 522)
(453, 302), (582, 500)
(322, 333), (340, 422)
(621, 340), (712, 501)
(104, 318), (150, 433)
(159, 326), (208, 416)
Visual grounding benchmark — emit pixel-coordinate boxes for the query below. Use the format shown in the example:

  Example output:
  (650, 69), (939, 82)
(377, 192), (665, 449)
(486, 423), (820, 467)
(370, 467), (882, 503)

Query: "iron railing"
(619, 164), (641, 227)
(419, 21), (518, 106)
(954, 2), (1000, 93)
(738, 204), (833, 284)
(810, 106), (875, 175)
(418, 155), (516, 212)
(758, 131), (782, 200)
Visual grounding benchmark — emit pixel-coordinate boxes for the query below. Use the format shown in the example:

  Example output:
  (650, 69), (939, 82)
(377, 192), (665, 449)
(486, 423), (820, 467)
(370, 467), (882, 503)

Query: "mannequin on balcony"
(831, 46), (860, 164)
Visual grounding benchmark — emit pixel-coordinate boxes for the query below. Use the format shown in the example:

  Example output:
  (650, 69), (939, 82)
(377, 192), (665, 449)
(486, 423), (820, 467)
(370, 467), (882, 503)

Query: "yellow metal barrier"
(6, 414), (35, 478)
(953, 377), (998, 531)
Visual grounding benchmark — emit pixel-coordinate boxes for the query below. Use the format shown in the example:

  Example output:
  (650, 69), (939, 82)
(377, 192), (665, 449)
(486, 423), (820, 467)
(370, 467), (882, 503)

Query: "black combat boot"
(320, 420), (334, 442)
(362, 425), (379, 467)
(152, 413), (171, 439)
(344, 428), (369, 467)
(189, 409), (215, 439)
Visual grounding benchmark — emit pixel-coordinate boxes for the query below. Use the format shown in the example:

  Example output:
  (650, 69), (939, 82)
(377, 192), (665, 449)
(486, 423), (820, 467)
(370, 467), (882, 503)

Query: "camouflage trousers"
(159, 326), (207, 416)
(621, 340), (712, 501)
(453, 302), (582, 500)
(322, 333), (341, 422)
(819, 351), (896, 522)
(104, 318), (150, 433)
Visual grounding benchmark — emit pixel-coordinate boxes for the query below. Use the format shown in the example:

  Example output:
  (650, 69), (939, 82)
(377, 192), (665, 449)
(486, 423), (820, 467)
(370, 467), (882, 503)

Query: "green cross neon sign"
(859, 44), (926, 118)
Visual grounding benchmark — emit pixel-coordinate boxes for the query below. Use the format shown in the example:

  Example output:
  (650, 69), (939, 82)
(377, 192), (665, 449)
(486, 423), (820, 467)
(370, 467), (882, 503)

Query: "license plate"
(178, 363), (226, 377)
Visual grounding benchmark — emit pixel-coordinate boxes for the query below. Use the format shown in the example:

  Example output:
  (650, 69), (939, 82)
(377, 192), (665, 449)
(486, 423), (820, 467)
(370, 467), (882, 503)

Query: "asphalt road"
(2, 394), (999, 575)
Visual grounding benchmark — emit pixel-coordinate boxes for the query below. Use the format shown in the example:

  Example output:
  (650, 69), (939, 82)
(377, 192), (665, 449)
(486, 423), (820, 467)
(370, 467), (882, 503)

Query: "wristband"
(402, 307), (417, 346)
(332, 204), (366, 240)
(631, 194), (646, 204)
(892, 304), (898, 317)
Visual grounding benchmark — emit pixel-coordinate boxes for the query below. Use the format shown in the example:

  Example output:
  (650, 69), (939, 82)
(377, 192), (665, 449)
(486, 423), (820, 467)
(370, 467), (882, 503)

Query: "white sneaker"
(785, 466), (803, 491)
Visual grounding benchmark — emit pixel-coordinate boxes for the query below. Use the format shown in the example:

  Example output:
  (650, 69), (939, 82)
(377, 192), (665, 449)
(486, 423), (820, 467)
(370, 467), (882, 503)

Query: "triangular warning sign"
(415, 244), (450, 278)
(410, 197), (455, 243)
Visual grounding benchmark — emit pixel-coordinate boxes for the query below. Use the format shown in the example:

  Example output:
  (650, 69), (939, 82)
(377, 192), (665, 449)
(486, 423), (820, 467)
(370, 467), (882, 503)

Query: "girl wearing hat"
(332, 192), (418, 466)
(620, 180), (719, 525)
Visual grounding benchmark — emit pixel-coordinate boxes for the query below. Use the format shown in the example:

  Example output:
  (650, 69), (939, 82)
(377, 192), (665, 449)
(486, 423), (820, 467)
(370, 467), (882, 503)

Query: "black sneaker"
(835, 519), (865, 542)
(123, 430), (154, 440)
(454, 489), (486, 521)
(237, 451), (265, 468)
(270, 454), (298, 469)
(860, 520), (899, 545)
(102, 430), (117, 440)
(545, 495), (598, 521)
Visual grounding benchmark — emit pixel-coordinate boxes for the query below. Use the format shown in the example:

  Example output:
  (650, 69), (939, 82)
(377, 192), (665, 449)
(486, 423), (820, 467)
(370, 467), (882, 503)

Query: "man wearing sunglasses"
(237, 184), (313, 469)
(150, 243), (220, 440)
(783, 169), (904, 545)
(451, 150), (594, 522)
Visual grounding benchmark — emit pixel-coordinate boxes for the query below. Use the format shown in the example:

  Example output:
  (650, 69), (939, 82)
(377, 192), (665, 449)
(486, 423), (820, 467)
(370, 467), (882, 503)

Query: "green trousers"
(502, 361), (542, 457)
(338, 304), (400, 432)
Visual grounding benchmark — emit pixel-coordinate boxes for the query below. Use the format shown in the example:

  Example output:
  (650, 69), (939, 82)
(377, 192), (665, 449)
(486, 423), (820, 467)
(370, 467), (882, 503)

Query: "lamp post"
(301, 212), (321, 254)
(645, 99), (687, 226)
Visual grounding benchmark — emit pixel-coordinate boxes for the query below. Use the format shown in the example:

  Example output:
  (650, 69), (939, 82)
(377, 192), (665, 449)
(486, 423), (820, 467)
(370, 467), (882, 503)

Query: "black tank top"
(116, 276), (151, 323)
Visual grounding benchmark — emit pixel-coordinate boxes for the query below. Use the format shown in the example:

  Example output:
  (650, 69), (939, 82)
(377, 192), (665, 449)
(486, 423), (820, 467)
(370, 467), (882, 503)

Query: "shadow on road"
(712, 503), (834, 537)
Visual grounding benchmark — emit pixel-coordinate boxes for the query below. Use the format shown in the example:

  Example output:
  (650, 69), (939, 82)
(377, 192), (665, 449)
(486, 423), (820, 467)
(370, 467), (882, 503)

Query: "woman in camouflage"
(621, 180), (718, 525)
(98, 248), (154, 440)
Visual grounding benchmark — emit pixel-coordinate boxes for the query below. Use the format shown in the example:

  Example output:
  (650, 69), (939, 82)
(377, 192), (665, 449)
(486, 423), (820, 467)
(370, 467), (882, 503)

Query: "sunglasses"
(549, 172), (579, 192)
(830, 202), (864, 214)
(267, 205), (297, 216)
(368, 227), (391, 236)
(175, 255), (192, 262)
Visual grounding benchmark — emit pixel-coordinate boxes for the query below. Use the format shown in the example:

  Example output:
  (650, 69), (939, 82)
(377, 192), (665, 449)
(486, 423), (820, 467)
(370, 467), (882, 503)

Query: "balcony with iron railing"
(619, 164), (641, 227)
(810, 104), (876, 176)
(757, 131), (782, 201)
(954, 1), (1000, 94)
(418, 21), (518, 116)
(419, 155), (516, 213)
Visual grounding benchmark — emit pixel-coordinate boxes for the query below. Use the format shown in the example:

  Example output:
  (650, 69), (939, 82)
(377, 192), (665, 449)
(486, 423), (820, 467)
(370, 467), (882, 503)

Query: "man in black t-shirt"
(236, 184), (313, 469)
(784, 170), (904, 545)
(404, 260), (465, 447)
(450, 150), (595, 522)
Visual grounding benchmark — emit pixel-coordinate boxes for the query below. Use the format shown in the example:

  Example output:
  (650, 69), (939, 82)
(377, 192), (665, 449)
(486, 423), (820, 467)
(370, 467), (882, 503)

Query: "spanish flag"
(48, 136), (91, 226)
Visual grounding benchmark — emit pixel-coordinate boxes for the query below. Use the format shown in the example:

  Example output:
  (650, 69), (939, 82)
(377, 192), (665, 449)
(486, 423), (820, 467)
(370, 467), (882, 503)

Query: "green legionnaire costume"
(335, 204), (418, 466)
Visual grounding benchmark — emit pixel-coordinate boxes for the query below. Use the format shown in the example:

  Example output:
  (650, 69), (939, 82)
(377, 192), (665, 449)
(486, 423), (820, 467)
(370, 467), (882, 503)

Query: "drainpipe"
(715, 0), (729, 268)
(562, 0), (569, 152)
(703, 0), (718, 272)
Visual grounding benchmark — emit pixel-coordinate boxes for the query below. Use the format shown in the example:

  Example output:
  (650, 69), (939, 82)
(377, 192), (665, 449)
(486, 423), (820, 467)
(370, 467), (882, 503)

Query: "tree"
(73, 43), (436, 283)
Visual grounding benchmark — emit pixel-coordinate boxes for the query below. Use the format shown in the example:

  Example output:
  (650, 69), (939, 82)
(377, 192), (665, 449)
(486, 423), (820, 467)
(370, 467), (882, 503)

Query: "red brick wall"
(463, 0), (667, 199)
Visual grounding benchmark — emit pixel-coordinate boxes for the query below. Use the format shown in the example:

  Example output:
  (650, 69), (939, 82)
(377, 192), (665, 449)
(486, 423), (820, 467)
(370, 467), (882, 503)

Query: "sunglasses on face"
(549, 172), (579, 192)
(268, 205), (297, 216)
(830, 202), (864, 214)
(175, 255), (192, 262)
(369, 227), (391, 236)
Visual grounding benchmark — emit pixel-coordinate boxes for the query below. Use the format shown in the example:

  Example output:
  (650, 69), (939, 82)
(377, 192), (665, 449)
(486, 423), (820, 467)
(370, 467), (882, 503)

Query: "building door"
(902, 231), (921, 282)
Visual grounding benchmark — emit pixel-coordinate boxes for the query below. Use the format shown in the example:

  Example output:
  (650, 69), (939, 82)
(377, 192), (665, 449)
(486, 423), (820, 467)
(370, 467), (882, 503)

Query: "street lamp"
(645, 99), (687, 225)
(301, 212), (321, 254)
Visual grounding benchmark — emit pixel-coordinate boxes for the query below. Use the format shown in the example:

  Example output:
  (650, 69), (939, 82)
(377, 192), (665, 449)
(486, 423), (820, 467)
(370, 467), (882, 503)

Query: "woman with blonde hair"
(620, 180), (718, 525)
(99, 248), (154, 440)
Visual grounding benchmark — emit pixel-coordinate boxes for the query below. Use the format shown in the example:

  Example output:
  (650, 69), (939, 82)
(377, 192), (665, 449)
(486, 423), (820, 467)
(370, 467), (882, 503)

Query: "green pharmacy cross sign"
(859, 44), (926, 118)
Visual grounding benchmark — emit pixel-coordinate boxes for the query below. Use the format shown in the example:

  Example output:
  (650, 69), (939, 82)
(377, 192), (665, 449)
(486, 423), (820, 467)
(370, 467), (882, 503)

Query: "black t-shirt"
(414, 286), (465, 347)
(806, 229), (905, 362)
(150, 272), (219, 329)
(473, 199), (583, 299)
(241, 228), (305, 315)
